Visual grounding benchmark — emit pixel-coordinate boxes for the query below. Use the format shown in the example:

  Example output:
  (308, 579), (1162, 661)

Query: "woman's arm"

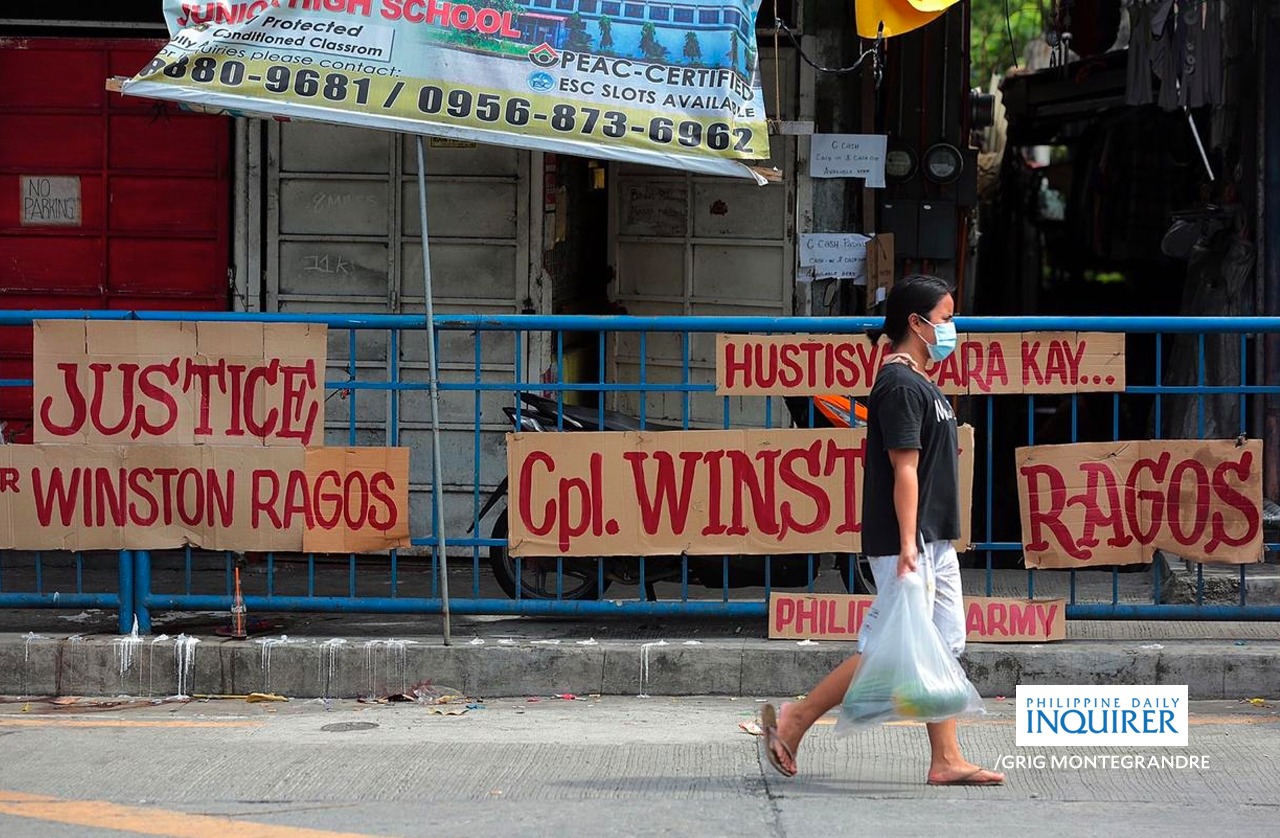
(888, 448), (920, 577)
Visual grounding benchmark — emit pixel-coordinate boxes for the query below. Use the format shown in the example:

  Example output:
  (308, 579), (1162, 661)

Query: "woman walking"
(762, 275), (1003, 786)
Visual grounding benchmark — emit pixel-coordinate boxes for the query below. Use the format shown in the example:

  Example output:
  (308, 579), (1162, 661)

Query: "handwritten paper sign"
(810, 134), (888, 187)
(506, 426), (974, 556)
(798, 233), (870, 282)
(620, 181), (687, 237)
(1016, 439), (1263, 568)
(769, 593), (1066, 643)
(21, 176), (81, 226)
(715, 332), (1126, 396)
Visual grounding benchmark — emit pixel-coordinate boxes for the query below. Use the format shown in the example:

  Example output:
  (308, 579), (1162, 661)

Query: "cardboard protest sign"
(769, 592), (1066, 643)
(1017, 331), (1125, 394)
(506, 425), (975, 556)
(1016, 439), (1263, 568)
(0, 445), (409, 553)
(715, 332), (1126, 397)
(865, 234), (894, 311)
(34, 321), (327, 446)
(716, 334), (886, 396)
(298, 447), (412, 554)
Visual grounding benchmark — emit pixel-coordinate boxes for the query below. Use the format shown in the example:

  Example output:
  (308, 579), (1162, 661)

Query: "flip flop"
(760, 703), (798, 778)
(927, 767), (1005, 786)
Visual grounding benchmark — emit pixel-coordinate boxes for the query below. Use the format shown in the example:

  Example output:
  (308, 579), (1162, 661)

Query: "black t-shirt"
(861, 361), (961, 556)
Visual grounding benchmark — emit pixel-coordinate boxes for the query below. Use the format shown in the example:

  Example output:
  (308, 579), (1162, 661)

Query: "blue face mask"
(922, 319), (957, 362)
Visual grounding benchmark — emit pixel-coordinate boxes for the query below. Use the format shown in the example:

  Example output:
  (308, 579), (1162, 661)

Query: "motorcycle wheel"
(835, 554), (875, 595)
(488, 512), (608, 601)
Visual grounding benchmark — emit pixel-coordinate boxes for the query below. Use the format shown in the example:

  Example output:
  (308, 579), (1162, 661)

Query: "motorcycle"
(473, 392), (874, 600)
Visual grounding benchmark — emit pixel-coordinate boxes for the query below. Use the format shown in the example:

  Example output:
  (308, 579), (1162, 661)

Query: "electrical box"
(879, 199), (919, 257)
(917, 201), (957, 260)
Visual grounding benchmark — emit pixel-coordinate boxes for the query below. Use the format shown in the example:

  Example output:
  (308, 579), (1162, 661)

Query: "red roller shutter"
(0, 37), (229, 441)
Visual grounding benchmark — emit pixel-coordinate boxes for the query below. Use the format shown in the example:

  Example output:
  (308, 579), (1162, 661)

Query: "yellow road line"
(0, 718), (260, 729)
(0, 791), (393, 838)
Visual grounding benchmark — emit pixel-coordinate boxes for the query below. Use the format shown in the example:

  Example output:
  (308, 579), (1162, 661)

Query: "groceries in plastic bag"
(839, 572), (984, 730)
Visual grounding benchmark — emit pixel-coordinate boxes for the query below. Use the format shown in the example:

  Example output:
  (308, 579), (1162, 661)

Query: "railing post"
(117, 550), (135, 635)
(133, 550), (152, 634)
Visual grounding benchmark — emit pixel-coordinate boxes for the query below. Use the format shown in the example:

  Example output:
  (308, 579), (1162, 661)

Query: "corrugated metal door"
(608, 49), (797, 429)
(266, 124), (531, 538)
(0, 38), (230, 441)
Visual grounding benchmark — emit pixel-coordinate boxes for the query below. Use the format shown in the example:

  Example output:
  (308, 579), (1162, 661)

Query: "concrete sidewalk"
(1, 697), (1277, 838)
(2, 611), (1278, 700)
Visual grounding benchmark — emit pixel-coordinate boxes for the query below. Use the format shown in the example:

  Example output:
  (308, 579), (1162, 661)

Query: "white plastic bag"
(839, 572), (984, 731)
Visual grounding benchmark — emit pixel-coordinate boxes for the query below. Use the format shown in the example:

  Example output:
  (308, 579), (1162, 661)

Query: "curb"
(2, 635), (1276, 700)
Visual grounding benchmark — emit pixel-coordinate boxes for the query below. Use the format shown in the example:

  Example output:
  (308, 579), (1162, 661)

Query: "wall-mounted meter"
(922, 142), (964, 185)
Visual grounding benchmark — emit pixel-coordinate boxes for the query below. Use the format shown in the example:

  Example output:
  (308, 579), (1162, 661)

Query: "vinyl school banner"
(121, 1), (771, 181)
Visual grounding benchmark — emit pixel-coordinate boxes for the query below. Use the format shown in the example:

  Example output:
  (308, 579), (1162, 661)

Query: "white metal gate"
(609, 48), (798, 428)
(264, 122), (533, 541)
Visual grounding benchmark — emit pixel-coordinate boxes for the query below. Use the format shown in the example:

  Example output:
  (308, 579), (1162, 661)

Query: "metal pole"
(415, 135), (452, 645)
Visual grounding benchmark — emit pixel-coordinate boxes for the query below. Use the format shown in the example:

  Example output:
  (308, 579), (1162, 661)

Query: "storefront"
(1, 1), (975, 532)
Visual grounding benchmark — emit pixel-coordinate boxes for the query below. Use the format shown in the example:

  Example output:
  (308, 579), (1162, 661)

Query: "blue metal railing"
(0, 551), (135, 634)
(0, 311), (1277, 631)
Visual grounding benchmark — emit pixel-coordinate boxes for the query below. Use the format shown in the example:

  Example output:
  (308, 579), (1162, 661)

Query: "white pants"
(857, 540), (966, 657)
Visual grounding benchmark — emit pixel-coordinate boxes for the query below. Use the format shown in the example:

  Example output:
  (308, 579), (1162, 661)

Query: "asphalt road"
(0, 696), (1277, 837)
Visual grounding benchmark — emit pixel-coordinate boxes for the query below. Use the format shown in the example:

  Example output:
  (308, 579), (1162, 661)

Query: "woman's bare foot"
(763, 702), (806, 776)
(926, 759), (1005, 786)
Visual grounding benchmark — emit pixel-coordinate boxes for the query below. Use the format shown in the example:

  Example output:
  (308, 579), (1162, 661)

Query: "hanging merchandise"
(1178, 0), (1224, 109)
(1125, 0), (1225, 111)
(855, 0), (961, 39)
(1126, 0), (1158, 105)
